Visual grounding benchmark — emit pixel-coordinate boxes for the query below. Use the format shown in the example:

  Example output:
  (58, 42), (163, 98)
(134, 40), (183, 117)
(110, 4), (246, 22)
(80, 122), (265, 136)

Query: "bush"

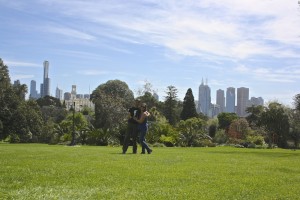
(152, 142), (166, 147)
(7, 134), (20, 143)
(159, 135), (175, 147)
(213, 129), (228, 144)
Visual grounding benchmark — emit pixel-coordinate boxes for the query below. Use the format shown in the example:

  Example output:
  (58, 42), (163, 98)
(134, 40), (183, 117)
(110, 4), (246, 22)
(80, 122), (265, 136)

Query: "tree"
(294, 94), (300, 112)
(91, 80), (134, 131)
(261, 102), (289, 148)
(227, 118), (250, 141)
(178, 117), (209, 147)
(217, 112), (239, 134)
(288, 109), (300, 149)
(163, 85), (180, 126)
(37, 95), (63, 108)
(180, 88), (198, 120)
(137, 91), (159, 110)
(246, 105), (264, 129)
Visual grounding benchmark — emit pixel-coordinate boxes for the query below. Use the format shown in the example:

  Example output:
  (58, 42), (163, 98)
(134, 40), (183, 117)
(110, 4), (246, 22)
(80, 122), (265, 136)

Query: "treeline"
(1, 58), (300, 148)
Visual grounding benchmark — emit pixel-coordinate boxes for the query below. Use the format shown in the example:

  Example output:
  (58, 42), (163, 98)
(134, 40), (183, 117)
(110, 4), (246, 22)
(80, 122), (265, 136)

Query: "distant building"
(56, 87), (63, 100)
(30, 80), (39, 99)
(153, 92), (159, 101)
(13, 80), (20, 86)
(76, 94), (84, 99)
(216, 89), (225, 113)
(64, 98), (95, 112)
(249, 97), (264, 107)
(237, 87), (249, 117)
(64, 92), (71, 100)
(84, 94), (90, 99)
(226, 87), (235, 113)
(198, 79), (211, 116)
(71, 85), (77, 100)
(210, 104), (221, 118)
(41, 61), (50, 97)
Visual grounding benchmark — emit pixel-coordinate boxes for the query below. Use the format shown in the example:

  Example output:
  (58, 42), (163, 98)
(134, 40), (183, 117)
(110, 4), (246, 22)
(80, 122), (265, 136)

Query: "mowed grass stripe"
(0, 144), (300, 199)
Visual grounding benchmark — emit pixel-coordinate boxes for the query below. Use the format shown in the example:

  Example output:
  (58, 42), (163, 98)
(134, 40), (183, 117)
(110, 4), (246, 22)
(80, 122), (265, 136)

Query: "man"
(122, 99), (141, 154)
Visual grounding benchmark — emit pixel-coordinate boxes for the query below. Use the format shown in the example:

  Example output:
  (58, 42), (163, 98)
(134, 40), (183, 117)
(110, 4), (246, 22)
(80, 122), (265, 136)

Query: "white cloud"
(45, 26), (96, 41)
(11, 74), (34, 80)
(77, 70), (109, 76)
(4, 60), (40, 67)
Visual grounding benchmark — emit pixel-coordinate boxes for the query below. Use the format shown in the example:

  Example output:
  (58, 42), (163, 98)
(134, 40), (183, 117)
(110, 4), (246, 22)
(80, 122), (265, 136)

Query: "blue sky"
(1, 0), (300, 106)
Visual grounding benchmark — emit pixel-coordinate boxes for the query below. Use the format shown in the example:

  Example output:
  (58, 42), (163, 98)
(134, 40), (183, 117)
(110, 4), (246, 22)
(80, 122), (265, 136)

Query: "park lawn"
(0, 144), (300, 200)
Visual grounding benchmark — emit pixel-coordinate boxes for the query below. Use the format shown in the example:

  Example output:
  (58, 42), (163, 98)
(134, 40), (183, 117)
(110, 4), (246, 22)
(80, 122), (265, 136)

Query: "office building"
(56, 87), (63, 100)
(237, 87), (249, 117)
(30, 80), (39, 99)
(249, 97), (264, 106)
(216, 89), (225, 113)
(41, 61), (50, 97)
(198, 79), (211, 116)
(226, 87), (235, 113)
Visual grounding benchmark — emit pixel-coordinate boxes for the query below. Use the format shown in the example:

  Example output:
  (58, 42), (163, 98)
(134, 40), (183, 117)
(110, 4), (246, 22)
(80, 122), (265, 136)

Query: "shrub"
(213, 129), (228, 144)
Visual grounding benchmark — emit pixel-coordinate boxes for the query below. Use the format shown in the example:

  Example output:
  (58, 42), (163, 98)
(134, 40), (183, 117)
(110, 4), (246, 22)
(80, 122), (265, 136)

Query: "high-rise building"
(64, 92), (71, 100)
(71, 85), (77, 100)
(13, 80), (20, 86)
(30, 80), (39, 99)
(41, 61), (50, 97)
(226, 87), (235, 113)
(56, 86), (63, 100)
(216, 89), (225, 113)
(237, 87), (249, 117)
(249, 97), (264, 106)
(198, 79), (211, 116)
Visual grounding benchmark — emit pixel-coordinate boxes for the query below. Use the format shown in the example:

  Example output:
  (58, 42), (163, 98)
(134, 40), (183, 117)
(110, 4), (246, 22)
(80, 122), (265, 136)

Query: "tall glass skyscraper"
(226, 87), (235, 113)
(30, 80), (38, 99)
(41, 61), (50, 97)
(216, 89), (225, 113)
(237, 87), (249, 117)
(198, 79), (211, 116)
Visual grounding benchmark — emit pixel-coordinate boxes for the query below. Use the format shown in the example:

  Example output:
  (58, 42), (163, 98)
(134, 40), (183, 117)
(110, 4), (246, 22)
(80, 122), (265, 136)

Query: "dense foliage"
(1, 58), (300, 148)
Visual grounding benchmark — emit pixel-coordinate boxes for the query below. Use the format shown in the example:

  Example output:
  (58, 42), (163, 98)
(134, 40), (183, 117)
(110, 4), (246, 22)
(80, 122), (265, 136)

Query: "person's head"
(140, 103), (147, 111)
(134, 98), (141, 107)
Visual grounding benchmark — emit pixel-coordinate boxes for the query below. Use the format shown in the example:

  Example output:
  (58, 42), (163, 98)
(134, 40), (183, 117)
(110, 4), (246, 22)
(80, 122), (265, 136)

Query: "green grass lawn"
(0, 144), (300, 200)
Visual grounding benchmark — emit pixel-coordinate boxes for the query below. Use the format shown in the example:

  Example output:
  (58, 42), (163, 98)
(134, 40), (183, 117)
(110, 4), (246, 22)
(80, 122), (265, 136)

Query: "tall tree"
(261, 102), (289, 148)
(163, 85), (179, 126)
(246, 105), (264, 129)
(90, 80), (134, 130)
(180, 88), (198, 120)
(294, 94), (300, 112)
(217, 112), (239, 134)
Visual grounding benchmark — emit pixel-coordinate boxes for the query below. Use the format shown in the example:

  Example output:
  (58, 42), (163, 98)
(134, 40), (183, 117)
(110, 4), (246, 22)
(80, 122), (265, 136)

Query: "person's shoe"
(122, 151), (126, 154)
(133, 152), (137, 154)
(147, 149), (152, 154)
(141, 152), (145, 154)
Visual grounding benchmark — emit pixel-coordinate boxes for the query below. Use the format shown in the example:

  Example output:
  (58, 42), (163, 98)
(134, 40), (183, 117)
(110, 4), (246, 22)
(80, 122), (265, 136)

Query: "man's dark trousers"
(122, 122), (138, 153)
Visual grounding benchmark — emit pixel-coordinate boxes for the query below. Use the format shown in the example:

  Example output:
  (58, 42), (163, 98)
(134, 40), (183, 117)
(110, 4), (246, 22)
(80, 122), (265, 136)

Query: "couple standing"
(122, 99), (152, 154)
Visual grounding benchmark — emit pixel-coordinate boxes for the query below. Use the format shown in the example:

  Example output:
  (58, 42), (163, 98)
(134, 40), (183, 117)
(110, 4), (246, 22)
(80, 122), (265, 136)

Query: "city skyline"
(1, 1), (300, 106)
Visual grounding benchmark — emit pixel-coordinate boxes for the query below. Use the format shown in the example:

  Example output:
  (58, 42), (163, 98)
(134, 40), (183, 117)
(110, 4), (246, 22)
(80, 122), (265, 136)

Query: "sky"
(1, 0), (300, 106)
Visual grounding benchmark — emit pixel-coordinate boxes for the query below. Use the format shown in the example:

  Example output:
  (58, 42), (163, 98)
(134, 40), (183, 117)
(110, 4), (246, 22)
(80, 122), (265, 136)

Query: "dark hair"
(141, 103), (147, 110)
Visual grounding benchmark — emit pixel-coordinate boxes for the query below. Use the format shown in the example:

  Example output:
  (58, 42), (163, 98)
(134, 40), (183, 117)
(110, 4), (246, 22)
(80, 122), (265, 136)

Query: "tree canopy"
(180, 88), (198, 120)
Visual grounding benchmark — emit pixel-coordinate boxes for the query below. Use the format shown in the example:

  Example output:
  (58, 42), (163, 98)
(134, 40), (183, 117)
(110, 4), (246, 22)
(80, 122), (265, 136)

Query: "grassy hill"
(1, 144), (299, 199)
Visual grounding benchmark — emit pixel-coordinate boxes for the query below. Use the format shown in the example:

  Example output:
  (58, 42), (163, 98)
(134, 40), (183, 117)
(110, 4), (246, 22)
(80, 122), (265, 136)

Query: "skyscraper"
(71, 85), (77, 99)
(30, 80), (39, 99)
(56, 86), (63, 100)
(237, 87), (249, 117)
(216, 89), (225, 113)
(41, 61), (50, 97)
(198, 79), (211, 116)
(226, 87), (235, 113)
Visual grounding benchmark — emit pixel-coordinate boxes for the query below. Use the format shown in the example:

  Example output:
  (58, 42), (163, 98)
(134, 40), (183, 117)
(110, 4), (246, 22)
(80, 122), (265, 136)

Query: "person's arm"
(145, 111), (150, 117)
(135, 112), (146, 124)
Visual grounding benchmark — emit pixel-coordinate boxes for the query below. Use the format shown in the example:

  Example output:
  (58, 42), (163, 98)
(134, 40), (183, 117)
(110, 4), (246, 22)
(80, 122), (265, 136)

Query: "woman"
(134, 103), (152, 154)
